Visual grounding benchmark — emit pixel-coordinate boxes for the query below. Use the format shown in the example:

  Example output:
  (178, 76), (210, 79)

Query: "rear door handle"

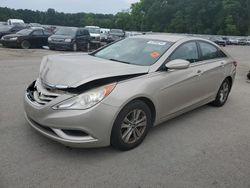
(220, 62), (225, 67)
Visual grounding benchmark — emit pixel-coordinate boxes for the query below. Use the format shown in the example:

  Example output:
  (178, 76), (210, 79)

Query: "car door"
(156, 41), (208, 119)
(195, 41), (226, 99)
(83, 29), (91, 48)
(42, 30), (51, 46)
(75, 29), (84, 49)
(30, 29), (44, 47)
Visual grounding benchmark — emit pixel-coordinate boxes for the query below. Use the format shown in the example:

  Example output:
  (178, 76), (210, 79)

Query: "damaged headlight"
(53, 83), (117, 110)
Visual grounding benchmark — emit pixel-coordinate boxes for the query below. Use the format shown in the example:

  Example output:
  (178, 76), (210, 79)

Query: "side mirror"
(165, 59), (190, 70)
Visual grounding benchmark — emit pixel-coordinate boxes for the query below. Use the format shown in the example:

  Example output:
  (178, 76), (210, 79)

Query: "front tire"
(72, 42), (77, 52)
(211, 78), (231, 107)
(21, 40), (31, 49)
(111, 100), (152, 151)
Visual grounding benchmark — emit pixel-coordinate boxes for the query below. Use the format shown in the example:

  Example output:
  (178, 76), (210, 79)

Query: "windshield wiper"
(109, 58), (131, 64)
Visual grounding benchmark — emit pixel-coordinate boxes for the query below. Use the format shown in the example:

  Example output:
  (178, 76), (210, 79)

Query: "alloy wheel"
(219, 81), (229, 103)
(120, 109), (147, 144)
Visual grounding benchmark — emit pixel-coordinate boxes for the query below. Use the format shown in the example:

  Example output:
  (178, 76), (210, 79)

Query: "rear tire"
(21, 40), (31, 49)
(247, 71), (250, 80)
(211, 78), (231, 107)
(111, 100), (152, 151)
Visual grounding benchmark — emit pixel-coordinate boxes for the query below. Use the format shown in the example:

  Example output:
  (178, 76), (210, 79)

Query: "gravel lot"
(0, 46), (250, 188)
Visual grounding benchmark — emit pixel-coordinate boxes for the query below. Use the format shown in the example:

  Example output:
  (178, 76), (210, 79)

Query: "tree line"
(1, 0), (250, 36)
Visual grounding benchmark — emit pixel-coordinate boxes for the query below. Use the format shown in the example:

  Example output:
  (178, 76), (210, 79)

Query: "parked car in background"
(0, 24), (27, 38)
(48, 27), (90, 51)
(43, 25), (58, 34)
(7, 19), (25, 25)
(247, 39), (250, 45)
(84, 26), (101, 47)
(209, 37), (226, 46)
(222, 37), (230, 45)
(1, 28), (52, 49)
(107, 29), (125, 43)
(228, 38), (239, 45)
(24, 35), (236, 150)
(29, 23), (42, 27)
(238, 38), (248, 46)
(100, 28), (110, 42)
(126, 31), (143, 37)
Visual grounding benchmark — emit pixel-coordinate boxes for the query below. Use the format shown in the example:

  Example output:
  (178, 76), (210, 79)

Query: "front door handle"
(197, 70), (202, 74)
(196, 70), (203, 76)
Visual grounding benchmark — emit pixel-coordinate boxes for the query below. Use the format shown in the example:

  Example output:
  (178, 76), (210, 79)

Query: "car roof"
(30, 27), (44, 30)
(133, 34), (189, 43)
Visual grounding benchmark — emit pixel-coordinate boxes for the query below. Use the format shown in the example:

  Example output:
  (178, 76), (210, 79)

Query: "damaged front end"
(26, 73), (146, 108)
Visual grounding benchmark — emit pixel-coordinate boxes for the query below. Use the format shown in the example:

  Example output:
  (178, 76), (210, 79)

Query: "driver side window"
(32, 30), (43, 36)
(169, 42), (199, 63)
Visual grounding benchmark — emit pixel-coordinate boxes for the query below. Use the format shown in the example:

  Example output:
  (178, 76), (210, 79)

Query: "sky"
(0, 0), (140, 14)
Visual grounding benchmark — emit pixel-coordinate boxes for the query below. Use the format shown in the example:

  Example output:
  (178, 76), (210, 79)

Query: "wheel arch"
(116, 96), (156, 126)
(134, 97), (156, 125)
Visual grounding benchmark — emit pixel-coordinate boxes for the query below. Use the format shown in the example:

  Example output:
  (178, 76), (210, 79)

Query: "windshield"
(55, 27), (77, 36)
(93, 38), (173, 66)
(17, 29), (33, 35)
(86, 28), (100, 34)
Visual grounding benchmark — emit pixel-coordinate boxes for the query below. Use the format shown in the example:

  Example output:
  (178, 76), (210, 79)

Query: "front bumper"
(48, 41), (73, 50)
(23, 82), (119, 148)
(1, 40), (19, 47)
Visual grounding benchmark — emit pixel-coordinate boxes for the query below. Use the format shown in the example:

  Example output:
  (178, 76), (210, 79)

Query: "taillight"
(233, 61), (237, 67)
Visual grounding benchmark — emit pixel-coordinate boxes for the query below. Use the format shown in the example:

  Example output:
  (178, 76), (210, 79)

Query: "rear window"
(199, 42), (227, 60)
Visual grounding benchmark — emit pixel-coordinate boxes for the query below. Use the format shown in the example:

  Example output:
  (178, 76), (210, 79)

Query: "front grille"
(52, 38), (65, 42)
(27, 80), (60, 105)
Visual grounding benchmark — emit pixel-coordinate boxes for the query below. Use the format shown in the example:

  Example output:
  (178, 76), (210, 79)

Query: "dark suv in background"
(48, 27), (91, 51)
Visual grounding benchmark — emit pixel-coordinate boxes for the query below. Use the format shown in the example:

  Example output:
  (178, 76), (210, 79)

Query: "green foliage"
(0, 7), (115, 28)
(0, 0), (250, 35)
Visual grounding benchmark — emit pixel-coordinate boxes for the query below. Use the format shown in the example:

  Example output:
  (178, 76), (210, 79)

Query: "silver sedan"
(24, 34), (237, 150)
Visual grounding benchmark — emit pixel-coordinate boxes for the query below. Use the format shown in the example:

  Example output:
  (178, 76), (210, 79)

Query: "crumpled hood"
(40, 53), (149, 88)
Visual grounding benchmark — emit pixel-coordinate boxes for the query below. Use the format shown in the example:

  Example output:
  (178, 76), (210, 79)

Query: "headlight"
(9, 37), (17, 41)
(53, 83), (117, 110)
(48, 37), (52, 42)
(64, 38), (72, 42)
